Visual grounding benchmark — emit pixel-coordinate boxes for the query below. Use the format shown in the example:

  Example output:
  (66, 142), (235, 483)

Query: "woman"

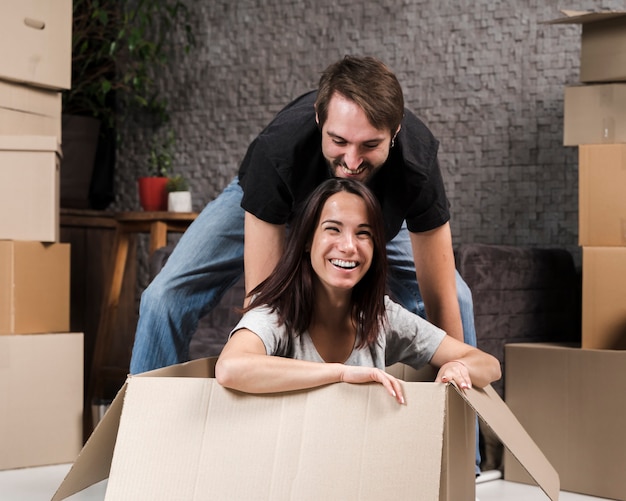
(216, 179), (500, 403)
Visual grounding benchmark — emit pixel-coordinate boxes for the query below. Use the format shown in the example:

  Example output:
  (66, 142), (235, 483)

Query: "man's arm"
(409, 222), (464, 341)
(243, 211), (286, 306)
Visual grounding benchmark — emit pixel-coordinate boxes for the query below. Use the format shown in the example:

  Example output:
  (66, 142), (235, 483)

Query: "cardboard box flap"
(104, 378), (447, 500)
(543, 9), (626, 25)
(0, 135), (60, 154)
(52, 358), (215, 501)
(457, 383), (560, 501)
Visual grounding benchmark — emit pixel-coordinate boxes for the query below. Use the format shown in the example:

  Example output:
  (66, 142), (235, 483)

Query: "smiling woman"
(215, 178), (501, 401)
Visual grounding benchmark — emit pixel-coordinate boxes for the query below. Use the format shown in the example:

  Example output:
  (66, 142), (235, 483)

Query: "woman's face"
(309, 191), (374, 296)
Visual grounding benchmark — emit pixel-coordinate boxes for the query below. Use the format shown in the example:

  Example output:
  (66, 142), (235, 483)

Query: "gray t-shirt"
(230, 296), (447, 371)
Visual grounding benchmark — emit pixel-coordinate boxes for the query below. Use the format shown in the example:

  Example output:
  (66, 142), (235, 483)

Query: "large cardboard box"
(563, 84), (626, 146)
(0, 79), (61, 139)
(546, 10), (626, 83)
(0, 241), (70, 334)
(0, 0), (71, 90)
(0, 135), (61, 242)
(579, 144), (626, 246)
(0, 333), (83, 470)
(505, 343), (626, 500)
(53, 359), (559, 501)
(582, 246), (626, 349)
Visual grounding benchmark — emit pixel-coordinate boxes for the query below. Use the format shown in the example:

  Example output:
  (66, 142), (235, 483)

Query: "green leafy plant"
(64, 0), (195, 132)
(147, 129), (175, 177)
(166, 174), (189, 192)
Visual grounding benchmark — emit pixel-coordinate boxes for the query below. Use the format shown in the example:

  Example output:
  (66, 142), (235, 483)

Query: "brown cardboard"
(0, 241), (70, 334)
(0, 79), (61, 138)
(0, 135), (61, 242)
(0, 0), (71, 90)
(582, 247), (626, 349)
(563, 84), (626, 146)
(579, 145), (626, 246)
(504, 342), (626, 500)
(545, 11), (626, 82)
(53, 358), (558, 501)
(0, 333), (83, 470)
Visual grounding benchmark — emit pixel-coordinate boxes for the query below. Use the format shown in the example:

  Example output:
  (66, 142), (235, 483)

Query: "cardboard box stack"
(504, 10), (626, 500)
(0, 0), (83, 470)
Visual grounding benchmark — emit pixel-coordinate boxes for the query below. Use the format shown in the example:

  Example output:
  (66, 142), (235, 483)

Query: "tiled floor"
(0, 465), (617, 500)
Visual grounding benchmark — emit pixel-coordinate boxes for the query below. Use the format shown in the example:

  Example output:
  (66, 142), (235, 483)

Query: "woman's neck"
(309, 284), (356, 363)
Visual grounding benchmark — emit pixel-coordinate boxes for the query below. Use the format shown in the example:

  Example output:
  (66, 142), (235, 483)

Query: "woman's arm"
(216, 329), (405, 403)
(429, 335), (501, 389)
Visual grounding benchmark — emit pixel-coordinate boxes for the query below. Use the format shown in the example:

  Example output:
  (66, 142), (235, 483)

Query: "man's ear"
(394, 124), (401, 139)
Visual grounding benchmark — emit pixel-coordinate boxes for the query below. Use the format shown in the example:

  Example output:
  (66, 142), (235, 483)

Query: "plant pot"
(137, 177), (168, 211)
(60, 114), (100, 209)
(167, 191), (192, 212)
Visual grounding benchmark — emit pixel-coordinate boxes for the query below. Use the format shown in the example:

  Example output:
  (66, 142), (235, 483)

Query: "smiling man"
(131, 54), (481, 471)
(131, 54), (477, 380)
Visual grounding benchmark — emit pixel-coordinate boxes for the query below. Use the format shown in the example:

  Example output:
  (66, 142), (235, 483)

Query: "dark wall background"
(111, 2), (625, 277)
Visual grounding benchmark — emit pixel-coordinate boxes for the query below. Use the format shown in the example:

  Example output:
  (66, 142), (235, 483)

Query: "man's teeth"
(331, 259), (357, 269)
(341, 165), (365, 175)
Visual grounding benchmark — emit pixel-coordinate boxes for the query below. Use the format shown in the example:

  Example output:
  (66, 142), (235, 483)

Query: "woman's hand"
(435, 360), (472, 390)
(339, 366), (405, 404)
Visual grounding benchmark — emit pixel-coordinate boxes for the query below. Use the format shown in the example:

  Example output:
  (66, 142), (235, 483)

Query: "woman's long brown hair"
(243, 178), (388, 348)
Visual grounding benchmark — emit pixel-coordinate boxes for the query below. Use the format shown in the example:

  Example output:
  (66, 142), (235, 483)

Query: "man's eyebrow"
(326, 130), (385, 144)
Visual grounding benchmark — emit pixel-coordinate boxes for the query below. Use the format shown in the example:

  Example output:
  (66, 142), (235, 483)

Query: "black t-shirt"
(238, 91), (450, 242)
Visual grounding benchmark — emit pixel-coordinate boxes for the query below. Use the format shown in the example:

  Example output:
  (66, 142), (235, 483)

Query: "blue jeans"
(130, 177), (481, 470)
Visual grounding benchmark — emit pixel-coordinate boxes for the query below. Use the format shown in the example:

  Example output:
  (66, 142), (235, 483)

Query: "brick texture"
(112, 1), (626, 280)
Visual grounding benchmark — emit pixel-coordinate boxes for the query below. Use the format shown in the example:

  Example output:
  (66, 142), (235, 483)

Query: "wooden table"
(86, 211), (198, 435)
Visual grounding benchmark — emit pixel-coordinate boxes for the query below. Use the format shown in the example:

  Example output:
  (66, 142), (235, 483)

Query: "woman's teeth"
(331, 259), (357, 269)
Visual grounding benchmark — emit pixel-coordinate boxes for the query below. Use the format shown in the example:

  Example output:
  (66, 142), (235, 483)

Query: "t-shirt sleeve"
(383, 297), (447, 369)
(230, 306), (292, 356)
(238, 137), (293, 225)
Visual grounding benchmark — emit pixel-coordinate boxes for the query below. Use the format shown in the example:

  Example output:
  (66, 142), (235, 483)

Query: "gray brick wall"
(113, 1), (625, 276)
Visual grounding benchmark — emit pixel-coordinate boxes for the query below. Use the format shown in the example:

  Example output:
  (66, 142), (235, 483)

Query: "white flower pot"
(167, 191), (192, 212)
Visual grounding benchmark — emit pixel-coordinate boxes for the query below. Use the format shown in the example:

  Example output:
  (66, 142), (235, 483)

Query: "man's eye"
(332, 139), (347, 146)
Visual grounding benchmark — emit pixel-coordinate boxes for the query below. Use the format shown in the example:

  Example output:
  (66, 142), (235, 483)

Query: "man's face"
(318, 93), (395, 183)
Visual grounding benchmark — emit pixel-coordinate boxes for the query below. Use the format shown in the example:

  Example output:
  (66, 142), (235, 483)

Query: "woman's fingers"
(436, 361), (472, 390)
(340, 366), (405, 404)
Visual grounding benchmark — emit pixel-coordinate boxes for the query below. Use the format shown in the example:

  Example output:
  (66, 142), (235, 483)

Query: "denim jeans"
(130, 177), (481, 470)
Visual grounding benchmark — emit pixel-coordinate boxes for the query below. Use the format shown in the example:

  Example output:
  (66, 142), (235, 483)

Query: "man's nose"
(343, 146), (362, 170)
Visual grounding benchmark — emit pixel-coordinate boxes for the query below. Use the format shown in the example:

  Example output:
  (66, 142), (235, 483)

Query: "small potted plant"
(166, 174), (192, 212)
(137, 130), (175, 211)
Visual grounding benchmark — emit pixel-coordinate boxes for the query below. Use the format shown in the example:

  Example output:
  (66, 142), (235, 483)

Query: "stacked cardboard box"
(553, 9), (626, 350)
(504, 11), (626, 500)
(0, 0), (83, 471)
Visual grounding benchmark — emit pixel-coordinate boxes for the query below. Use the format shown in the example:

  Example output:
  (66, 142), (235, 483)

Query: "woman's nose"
(339, 233), (356, 251)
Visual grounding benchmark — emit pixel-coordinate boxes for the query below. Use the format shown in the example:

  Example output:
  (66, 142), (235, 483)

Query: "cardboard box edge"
(457, 384), (560, 501)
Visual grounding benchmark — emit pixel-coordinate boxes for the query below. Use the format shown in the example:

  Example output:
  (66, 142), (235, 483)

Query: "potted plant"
(138, 129), (175, 211)
(62, 0), (194, 209)
(166, 174), (192, 212)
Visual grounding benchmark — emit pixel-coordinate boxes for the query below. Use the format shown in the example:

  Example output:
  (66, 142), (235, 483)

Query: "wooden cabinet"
(60, 209), (137, 403)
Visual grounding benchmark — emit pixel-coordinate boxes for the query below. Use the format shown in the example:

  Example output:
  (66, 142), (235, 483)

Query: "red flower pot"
(137, 177), (169, 211)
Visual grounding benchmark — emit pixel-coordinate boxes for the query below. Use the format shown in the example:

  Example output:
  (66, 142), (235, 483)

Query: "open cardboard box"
(53, 358), (558, 501)
(544, 10), (626, 83)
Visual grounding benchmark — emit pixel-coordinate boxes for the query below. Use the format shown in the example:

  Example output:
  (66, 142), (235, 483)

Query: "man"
(131, 54), (476, 374)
